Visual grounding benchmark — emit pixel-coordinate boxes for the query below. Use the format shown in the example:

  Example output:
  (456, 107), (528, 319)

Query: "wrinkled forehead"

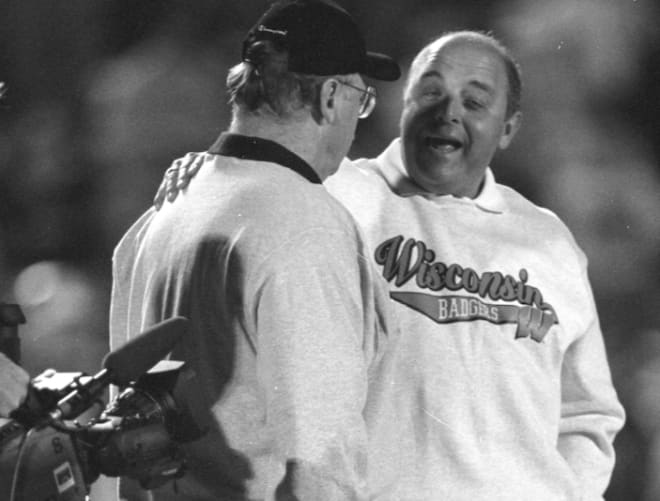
(407, 35), (507, 91)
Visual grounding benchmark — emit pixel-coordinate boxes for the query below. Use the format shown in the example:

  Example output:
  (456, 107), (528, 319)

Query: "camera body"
(1, 413), (89, 501)
(0, 308), (201, 501)
(0, 360), (201, 501)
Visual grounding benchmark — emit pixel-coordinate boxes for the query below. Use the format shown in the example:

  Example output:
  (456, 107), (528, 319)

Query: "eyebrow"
(468, 80), (494, 95)
(419, 70), (442, 81)
(419, 71), (495, 95)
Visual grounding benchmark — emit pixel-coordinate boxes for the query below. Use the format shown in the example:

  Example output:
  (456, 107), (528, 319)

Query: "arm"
(0, 352), (29, 417)
(254, 229), (371, 501)
(109, 214), (160, 501)
(558, 282), (625, 500)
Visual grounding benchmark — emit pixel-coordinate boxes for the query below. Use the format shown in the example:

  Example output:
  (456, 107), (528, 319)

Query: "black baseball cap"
(242, 0), (400, 81)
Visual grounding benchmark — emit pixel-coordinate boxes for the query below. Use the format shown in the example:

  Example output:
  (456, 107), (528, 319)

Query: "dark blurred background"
(1, 0), (659, 499)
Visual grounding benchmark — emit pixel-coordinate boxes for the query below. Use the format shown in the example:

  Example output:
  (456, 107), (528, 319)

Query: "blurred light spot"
(14, 261), (61, 306)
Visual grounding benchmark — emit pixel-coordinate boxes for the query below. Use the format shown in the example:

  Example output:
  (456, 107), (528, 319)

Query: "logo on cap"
(257, 25), (288, 37)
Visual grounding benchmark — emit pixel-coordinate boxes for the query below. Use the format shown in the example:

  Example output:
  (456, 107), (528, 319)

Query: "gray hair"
(227, 40), (328, 122)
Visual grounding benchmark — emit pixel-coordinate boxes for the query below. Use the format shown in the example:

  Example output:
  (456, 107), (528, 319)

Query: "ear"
(319, 78), (339, 124)
(498, 111), (522, 150)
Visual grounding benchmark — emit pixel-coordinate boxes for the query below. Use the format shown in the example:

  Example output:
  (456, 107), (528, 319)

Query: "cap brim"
(363, 52), (401, 81)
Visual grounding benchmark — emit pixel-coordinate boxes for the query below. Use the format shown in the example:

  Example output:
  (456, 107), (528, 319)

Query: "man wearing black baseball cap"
(242, 0), (399, 81)
(110, 0), (402, 499)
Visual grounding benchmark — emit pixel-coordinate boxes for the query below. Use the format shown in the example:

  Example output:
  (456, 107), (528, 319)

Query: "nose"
(432, 95), (461, 124)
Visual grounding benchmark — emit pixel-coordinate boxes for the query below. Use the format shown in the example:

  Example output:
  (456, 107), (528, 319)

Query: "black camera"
(0, 310), (203, 501)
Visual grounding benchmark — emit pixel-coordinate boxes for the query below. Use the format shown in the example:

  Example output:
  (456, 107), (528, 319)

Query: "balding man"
(325, 31), (624, 500)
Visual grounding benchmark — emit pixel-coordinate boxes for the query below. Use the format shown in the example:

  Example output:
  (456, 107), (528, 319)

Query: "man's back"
(111, 152), (398, 500)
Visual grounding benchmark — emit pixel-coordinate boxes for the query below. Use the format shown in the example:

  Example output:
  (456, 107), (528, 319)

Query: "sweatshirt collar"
(208, 132), (322, 184)
(376, 138), (507, 213)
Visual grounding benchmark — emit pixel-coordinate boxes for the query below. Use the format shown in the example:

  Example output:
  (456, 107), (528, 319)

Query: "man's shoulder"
(182, 154), (352, 228)
(217, 163), (365, 249)
(496, 182), (584, 257)
(324, 155), (388, 200)
(329, 156), (378, 180)
(498, 182), (560, 223)
(113, 209), (156, 262)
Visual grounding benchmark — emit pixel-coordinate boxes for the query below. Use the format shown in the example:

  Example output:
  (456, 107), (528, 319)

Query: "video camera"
(0, 305), (203, 501)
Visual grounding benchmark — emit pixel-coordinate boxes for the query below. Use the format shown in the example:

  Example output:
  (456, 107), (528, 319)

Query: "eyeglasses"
(337, 81), (377, 119)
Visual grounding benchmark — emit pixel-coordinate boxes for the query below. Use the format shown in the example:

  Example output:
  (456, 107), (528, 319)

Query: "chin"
(414, 161), (465, 194)
(409, 169), (448, 193)
(417, 155), (458, 177)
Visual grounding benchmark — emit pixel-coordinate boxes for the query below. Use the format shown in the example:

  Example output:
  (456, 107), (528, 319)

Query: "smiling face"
(400, 35), (521, 197)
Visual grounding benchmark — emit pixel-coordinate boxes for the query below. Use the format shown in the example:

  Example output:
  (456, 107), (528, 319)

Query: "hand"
(153, 152), (206, 210)
(0, 352), (29, 417)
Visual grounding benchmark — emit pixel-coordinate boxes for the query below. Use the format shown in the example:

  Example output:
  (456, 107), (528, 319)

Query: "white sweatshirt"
(110, 136), (400, 500)
(325, 138), (625, 501)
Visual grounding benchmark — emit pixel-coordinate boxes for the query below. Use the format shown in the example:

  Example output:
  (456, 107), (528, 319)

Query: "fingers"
(178, 152), (205, 189)
(153, 185), (165, 210)
(154, 176), (170, 210)
(166, 159), (183, 202)
(153, 162), (178, 210)
(154, 153), (205, 210)
(154, 157), (182, 210)
(174, 153), (191, 190)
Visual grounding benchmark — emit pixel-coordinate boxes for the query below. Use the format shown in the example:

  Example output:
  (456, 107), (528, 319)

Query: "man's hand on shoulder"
(153, 152), (207, 210)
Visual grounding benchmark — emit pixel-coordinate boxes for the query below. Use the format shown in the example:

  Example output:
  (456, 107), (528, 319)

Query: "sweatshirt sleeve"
(557, 264), (625, 500)
(252, 227), (373, 501)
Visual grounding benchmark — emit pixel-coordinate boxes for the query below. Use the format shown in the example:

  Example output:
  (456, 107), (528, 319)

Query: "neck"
(229, 113), (334, 181)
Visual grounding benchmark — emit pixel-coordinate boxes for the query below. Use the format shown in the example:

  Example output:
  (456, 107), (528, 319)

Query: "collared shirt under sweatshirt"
(325, 138), (625, 501)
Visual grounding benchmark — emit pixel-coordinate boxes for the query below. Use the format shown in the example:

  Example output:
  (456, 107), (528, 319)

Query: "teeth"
(427, 137), (460, 152)
(434, 144), (457, 153)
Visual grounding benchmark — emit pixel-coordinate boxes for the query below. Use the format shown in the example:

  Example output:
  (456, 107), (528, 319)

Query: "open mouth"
(425, 136), (462, 153)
